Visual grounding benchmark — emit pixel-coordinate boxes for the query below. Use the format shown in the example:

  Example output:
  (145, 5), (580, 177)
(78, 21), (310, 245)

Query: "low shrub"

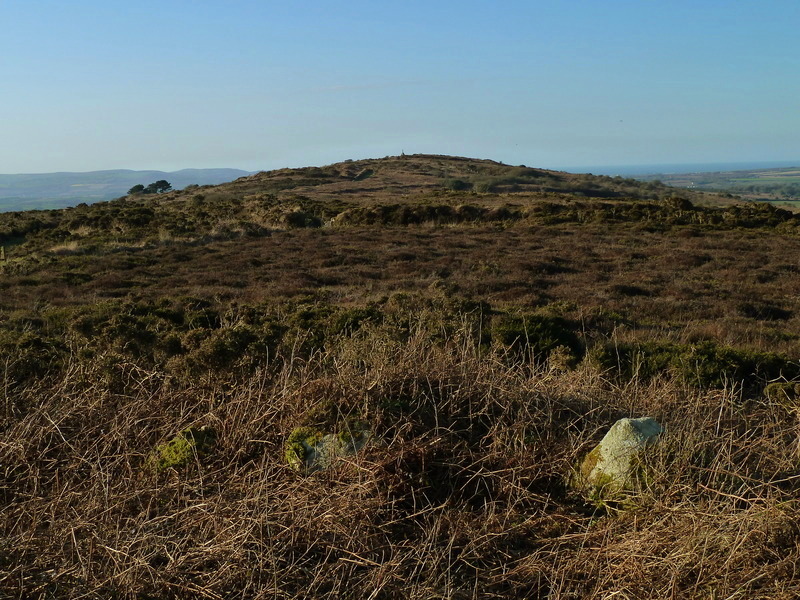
(492, 312), (582, 364)
(764, 381), (800, 407)
(593, 340), (798, 389)
(443, 178), (472, 191)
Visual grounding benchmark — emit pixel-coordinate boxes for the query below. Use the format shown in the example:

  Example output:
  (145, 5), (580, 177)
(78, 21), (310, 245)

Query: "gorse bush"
(491, 312), (582, 364)
(592, 340), (799, 389)
(443, 178), (472, 191)
(0, 329), (66, 385)
(1, 292), (793, 397)
(332, 203), (523, 225)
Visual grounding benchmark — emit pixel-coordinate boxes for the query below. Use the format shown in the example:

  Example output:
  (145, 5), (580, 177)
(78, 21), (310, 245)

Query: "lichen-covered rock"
(151, 426), (217, 472)
(576, 417), (662, 501)
(285, 426), (371, 474)
(764, 382), (800, 410)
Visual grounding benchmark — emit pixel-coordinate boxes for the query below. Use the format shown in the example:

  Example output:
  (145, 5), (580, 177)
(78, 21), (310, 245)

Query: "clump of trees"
(128, 180), (172, 195)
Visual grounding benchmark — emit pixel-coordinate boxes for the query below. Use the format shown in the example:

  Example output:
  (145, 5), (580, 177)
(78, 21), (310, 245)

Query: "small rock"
(764, 382), (800, 410)
(151, 425), (217, 472)
(576, 417), (663, 500)
(285, 426), (371, 474)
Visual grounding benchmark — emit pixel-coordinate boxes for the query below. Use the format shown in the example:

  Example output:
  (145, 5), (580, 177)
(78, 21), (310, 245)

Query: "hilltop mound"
(0, 154), (768, 261)
(149, 152), (711, 205)
(235, 153), (669, 201)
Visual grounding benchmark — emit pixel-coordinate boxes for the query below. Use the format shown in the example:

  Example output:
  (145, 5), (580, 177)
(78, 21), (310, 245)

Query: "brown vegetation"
(1, 155), (799, 598)
(3, 327), (799, 598)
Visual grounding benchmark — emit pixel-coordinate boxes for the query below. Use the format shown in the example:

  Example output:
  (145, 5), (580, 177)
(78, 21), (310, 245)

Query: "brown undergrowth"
(2, 155), (799, 598)
(2, 321), (799, 599)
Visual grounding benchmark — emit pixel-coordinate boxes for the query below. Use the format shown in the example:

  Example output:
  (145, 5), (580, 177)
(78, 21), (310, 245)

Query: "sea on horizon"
(560, 160), (800, 177)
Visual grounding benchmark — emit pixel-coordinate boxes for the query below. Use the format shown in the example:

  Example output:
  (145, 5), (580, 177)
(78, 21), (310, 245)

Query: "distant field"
(637, 165), (800, 206)
(731, 176), (800, 184)
(751, 169), (800, 176)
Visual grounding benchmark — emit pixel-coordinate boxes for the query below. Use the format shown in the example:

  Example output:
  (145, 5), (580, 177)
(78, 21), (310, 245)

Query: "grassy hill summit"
(2, 154), (800, 598)
(0, 153), (772, 260)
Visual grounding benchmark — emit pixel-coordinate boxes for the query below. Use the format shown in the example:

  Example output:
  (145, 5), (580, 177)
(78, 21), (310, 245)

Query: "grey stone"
(576, 417), (663, 498)
(286, 427), (371, 474)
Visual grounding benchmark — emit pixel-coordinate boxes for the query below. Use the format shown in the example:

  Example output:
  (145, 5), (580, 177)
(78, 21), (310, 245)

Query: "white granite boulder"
(576, 417), (663, 500)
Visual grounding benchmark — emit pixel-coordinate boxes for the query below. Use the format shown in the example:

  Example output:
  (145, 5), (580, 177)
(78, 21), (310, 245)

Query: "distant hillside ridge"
(0, 154), (721, 216)
(0, 167), (252, 212)
(1, 153), (782, 274)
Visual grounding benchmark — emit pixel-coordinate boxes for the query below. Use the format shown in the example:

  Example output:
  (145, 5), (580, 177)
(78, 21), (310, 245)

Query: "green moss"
(151, 426), (217, 472)
(575, 447), (619, 504)
(337, 424), (369, 449)
(580, 446), (601, 481)
(587, 471), (619, 506)
(284, 426), (323, 469)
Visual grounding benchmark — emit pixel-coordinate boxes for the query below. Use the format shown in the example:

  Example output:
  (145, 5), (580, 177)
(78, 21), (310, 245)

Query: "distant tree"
(153, 180), (172, 193)
(128, 184), (145, 195)
(143, 180), (172, 194)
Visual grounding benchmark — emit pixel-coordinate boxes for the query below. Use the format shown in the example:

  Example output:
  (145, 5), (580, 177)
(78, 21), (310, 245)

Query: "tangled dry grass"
(2, 155), (799, 598)
(3, 321), (799, 599)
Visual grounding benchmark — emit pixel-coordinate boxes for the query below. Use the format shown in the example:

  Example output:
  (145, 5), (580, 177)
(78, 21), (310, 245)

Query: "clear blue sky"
(1, 0), (798, 173)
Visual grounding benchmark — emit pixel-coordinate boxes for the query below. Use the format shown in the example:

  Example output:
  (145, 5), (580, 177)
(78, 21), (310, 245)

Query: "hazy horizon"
(2, 158), (799, 180)
(3, 158), (800, 181)
(2, 1), (798, 174)
(0, 166), (253, 177)
(561, 159), (800, 177)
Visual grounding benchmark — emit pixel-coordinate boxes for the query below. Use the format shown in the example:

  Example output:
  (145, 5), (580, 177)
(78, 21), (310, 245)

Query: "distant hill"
(0, 168), (251, 212)
(0, 153), (772, 267)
